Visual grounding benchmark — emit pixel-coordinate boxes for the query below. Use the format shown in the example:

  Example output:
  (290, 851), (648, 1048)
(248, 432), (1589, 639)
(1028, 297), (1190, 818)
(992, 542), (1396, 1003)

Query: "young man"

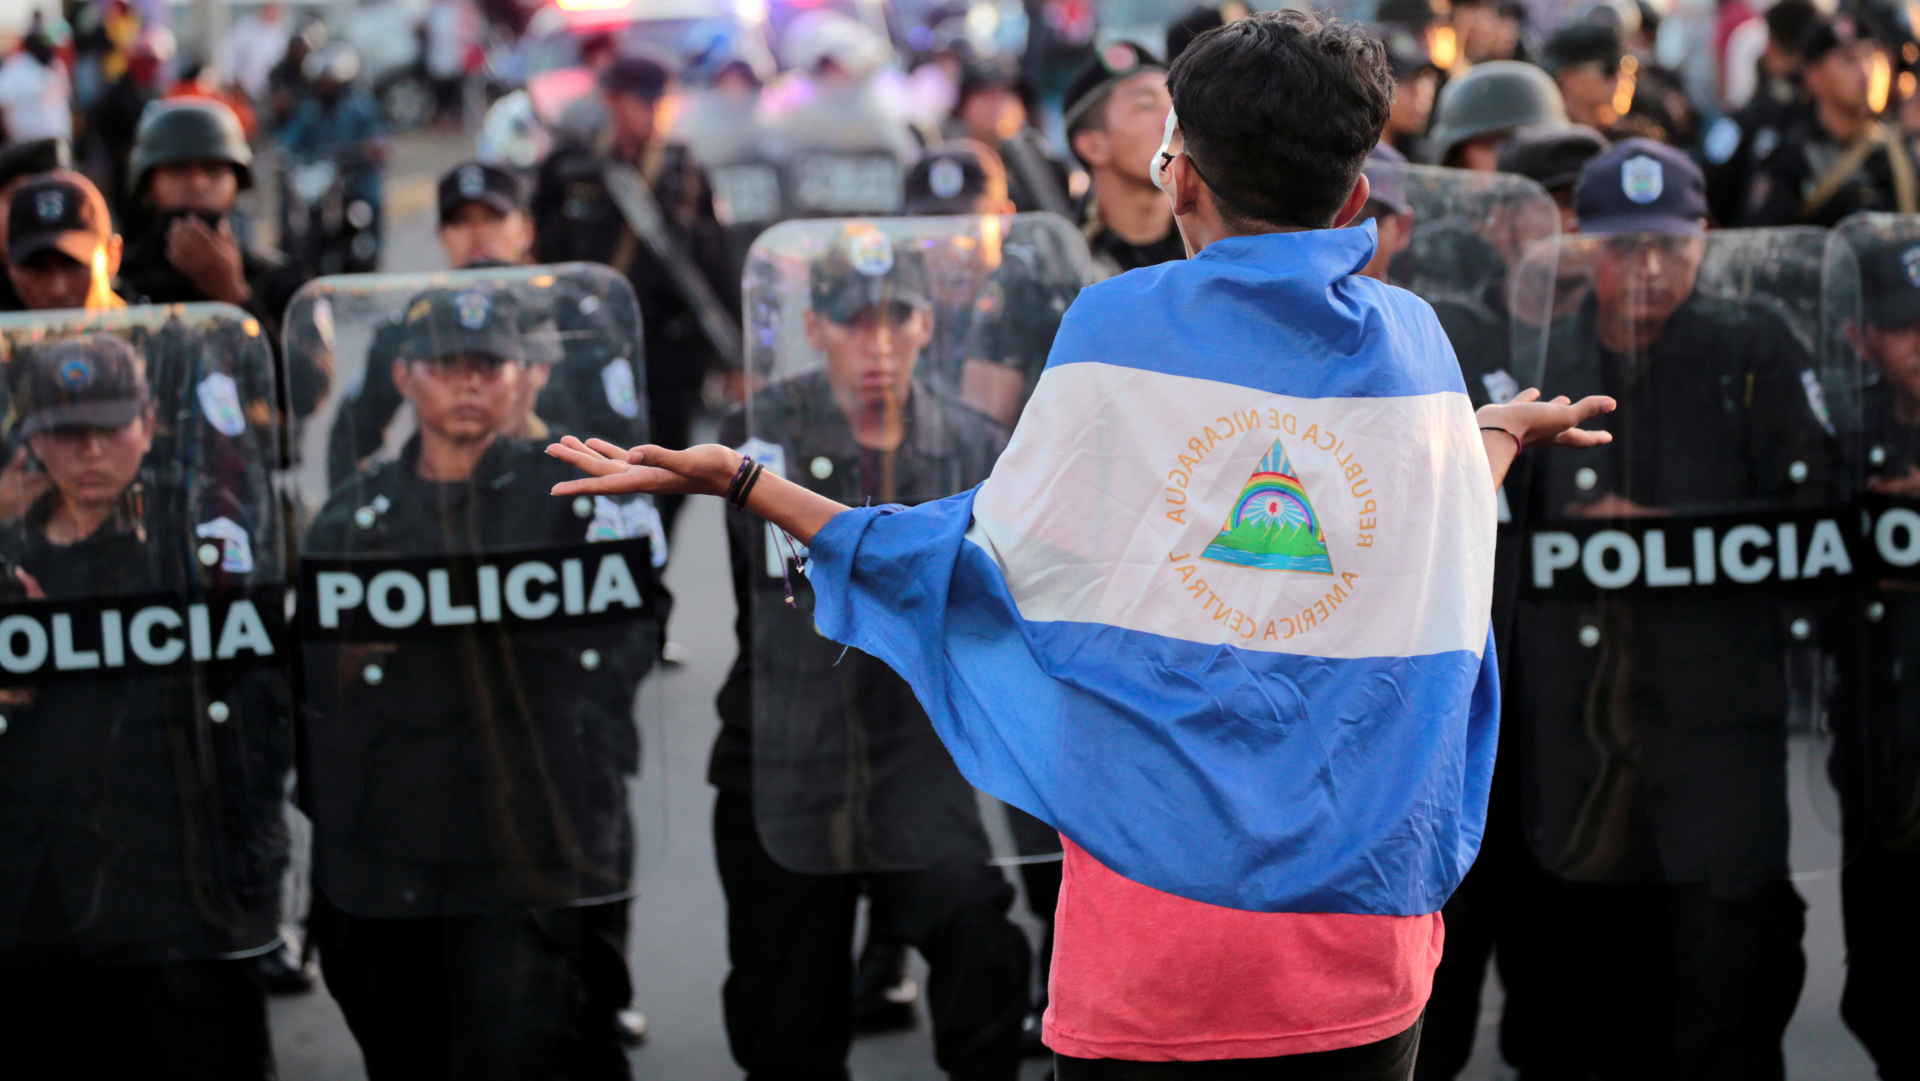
(1354, 144), (1415, 283)
(555, 12), (1609, 1076)
(1061, 42), (1184, 279)
(5, 172), (127, 311)
(1494, 123), (1608, 234)
(1539, 23), (1626, 132)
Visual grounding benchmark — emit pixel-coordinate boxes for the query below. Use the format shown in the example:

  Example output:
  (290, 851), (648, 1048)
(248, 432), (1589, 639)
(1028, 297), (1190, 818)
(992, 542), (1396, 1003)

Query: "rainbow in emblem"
(1201, 440), (1334, 574)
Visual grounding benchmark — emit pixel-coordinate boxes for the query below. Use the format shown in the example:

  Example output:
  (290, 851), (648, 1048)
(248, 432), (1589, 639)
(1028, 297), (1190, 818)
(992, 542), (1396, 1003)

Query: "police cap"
(601, 56), (672, 100)
(1363, 142), (1410, 214)
(1800, 14), (1863, 65)
(127, 99), (253, 195)
(400, 287), (527, 364)
(1574, 137), (1706, 234)
(810, 226), (932, 325)
(0, 137), (70, 192)
(1375, 0), (1449, 29)
(437, 160), (526, 225)
(1424, 60), (1567, 164)
(904, 141), (1001, 215)
(1373, 24), (1434, 80)
(8, 172), (112, 267)
(1540, 22), (1625, 73)
(1496, 123), (1609, 191)
(1857, 238), (1920, 330)
(1062, 42), (1165, 136)
(14, 334), (149, 437)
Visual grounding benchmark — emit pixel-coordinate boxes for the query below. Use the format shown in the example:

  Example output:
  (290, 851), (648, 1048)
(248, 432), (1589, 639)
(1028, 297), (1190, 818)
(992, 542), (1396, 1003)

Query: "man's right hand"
(1869, 466), (1920, 498)
(0, 448), (49, 521)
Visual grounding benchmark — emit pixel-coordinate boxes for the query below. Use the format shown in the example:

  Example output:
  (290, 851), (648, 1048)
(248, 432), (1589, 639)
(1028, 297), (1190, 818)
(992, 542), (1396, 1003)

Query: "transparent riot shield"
(741, 216), (1091, 873)
(1825, 213), (1920, 869)
(1374, 163), (1561, 407)
(1511, 228), (1852, 894)
(1367, 162), (1559, 674)
(287, 264), (666, 917)
(0, 305), (291, 968)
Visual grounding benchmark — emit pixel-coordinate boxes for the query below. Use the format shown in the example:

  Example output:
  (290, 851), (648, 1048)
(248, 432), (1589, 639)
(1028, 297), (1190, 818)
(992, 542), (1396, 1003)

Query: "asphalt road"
(263, 130), (1880, 1081)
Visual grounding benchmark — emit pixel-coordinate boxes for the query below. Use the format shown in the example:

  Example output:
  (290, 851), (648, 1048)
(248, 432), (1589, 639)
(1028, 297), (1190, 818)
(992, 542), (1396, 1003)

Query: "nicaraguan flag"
(805, 222), (1499, 915)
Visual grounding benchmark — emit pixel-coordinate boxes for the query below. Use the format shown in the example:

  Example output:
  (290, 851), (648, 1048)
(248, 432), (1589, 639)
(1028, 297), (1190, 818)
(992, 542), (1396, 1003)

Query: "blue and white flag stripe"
(805, 223), (1502, 916)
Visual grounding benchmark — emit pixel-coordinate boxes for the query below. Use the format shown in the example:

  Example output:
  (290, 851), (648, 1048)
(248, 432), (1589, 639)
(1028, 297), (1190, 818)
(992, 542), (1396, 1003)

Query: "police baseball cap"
(1857, 237), (1920, 330)
(810, 226), (932, 325)
(1062, 42), (1165, 135)
(1497, 123), (1609, 191)
(904, 141), (998, 215)
(15, 334), (148, 436)
(1541, 22), (1625, 73)
(438, 160), (526, 224)
(400, 287), (527, 364)
(1573, 138), (1706, 235)
(8, 173), (112, 266)
(1374, 24), (1434, 79)
(0, 137), (70, 192)
(1800, 15), (1863, 64)
(1363, 142), (1410, 214)
(600, 55), (672, 100)
(1375, 0), (1449, 29)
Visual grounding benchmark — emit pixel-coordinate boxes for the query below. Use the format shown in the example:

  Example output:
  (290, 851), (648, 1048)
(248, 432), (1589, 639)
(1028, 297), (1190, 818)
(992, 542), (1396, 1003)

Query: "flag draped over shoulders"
(805, 221), (1501, 916)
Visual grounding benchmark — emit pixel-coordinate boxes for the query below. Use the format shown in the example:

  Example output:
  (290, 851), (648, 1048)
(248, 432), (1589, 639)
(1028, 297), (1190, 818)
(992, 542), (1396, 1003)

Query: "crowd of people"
(2, 0), (1920, 1079)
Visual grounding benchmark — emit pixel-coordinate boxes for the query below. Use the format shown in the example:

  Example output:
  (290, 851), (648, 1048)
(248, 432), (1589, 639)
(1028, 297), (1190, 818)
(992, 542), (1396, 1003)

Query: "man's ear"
(1331, 174), (1372, 229)
(392, 359), (414, 401)
(1169, 153), (1202, 218)
(104, 234), (123, 278)
(1071, 128), (1108, 171)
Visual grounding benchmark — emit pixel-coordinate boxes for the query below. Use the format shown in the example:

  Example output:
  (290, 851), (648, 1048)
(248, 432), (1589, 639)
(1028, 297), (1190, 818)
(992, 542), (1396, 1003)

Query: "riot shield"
(1376, 163), (1561, 407)
(741, 216), (1091, 873)
(0, 305), (291, 968)
(1824, 213), (1920, 868)
(287, 265), (667, 917)
(1510, 227), (1852, 891)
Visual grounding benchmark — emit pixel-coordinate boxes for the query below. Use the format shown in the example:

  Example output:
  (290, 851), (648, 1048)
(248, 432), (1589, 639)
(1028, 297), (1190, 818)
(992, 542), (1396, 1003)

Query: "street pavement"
(263, 130), (1880, 1081)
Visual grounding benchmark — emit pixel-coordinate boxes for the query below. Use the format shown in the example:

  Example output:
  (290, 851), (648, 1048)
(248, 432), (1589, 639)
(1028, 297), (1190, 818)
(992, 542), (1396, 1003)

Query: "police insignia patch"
(1622, 155), (1664, 204)
(845, 229), (894, 277)
(458, 166), (486, 198)
(929, 159), (966, 200)
(36, 190), (63, 221)
(57, 358), (92, 391)
(1901, 244), (1920, 288)
(455, 290), (492, 329)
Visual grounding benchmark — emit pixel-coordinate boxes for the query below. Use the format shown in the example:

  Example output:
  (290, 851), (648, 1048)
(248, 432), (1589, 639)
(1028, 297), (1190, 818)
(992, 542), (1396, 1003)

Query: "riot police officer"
(1737, 13), (1920, 227)
(0, 328), (290, 1079)
(0, 135), (69, 311)
(1422, 60), (1567, 169)
(1511, 140), (1836, 1077)
(531, 55), (736, 541)
(120, 100), (315, 414)
(1703, 0), (1816, 227)
(327, 161), (646, 487)
(5, 172), (128, 311)
(715, 228), (1030, 1080)
(301, 283), (659, 1079)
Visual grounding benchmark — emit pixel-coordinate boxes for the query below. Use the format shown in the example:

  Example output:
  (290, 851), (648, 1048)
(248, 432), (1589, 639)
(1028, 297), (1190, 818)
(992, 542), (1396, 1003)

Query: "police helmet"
(127, 99), (253, 195)
(1424, 61), (1567, 165)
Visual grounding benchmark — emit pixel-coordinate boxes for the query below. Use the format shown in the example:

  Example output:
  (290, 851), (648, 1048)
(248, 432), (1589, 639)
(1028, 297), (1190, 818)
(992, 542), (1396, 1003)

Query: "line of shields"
(1378, 160), (1920, 1053)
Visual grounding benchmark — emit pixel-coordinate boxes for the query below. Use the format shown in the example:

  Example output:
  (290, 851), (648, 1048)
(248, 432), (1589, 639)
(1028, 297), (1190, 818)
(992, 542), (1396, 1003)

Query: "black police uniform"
(960, 219), (1081, 408)
(712, 371), (1030, 1081)
(1735, 118), (1920, 227)
(1703, 75), (1809, 227)
(303, 435), (657, 1081)
(1510, 289), (1833, 1077)
(1838, 380), (1920, 1078)
(530, 138), (736, 537)
(1082, 200), (1186, 280)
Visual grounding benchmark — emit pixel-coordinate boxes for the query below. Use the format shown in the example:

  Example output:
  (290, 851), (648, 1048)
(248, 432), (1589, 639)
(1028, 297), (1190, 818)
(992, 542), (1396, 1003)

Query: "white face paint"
(1150, 107), (1180, 196)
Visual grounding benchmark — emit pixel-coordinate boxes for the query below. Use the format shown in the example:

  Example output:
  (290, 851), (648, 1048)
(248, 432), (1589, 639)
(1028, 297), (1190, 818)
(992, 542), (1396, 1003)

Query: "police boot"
(852, 935), (917, 1033)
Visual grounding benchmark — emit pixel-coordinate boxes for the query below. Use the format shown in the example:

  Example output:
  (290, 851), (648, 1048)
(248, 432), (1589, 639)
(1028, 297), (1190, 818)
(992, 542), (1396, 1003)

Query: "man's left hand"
(167, 216), (251, 307)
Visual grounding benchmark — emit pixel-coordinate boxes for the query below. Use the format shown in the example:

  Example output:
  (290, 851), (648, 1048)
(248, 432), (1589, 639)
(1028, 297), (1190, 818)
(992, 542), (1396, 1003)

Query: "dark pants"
(1532, 879), (1806, 1081)
(1055, 1017), (1422, 1081)
(311, 891), (632, 1081)
(1841, 843), (1920, 1079)
(1413, 754), (1553, 1079)
(0, 957), (273, 1080)
(713, 789), (1030, 1081)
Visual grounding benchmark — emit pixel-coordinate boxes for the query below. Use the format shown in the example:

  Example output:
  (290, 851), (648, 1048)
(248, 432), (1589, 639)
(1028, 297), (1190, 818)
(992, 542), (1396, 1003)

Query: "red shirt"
(1042, 838), (1441, 1061)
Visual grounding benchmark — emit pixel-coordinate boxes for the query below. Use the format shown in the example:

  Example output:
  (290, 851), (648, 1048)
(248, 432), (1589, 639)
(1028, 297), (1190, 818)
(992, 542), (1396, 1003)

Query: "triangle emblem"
(1200, 440), (1334, 574)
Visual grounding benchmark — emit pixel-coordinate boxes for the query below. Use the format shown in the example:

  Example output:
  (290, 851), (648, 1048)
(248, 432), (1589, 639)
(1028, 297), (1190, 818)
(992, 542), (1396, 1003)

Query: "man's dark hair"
(1766, 0), (1817, 51)
(1168, 11), (1393, 230)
